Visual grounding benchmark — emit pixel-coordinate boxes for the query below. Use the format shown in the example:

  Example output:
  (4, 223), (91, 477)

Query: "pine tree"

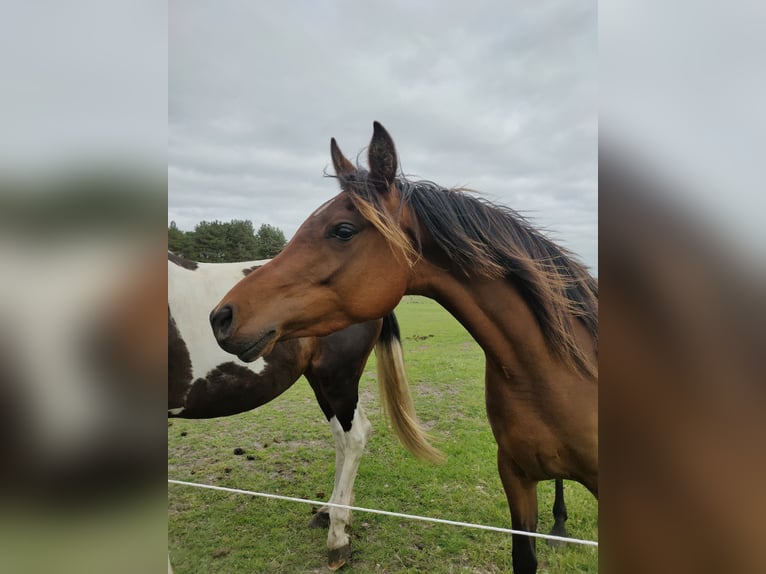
(224, 220), (259, 261)
(255, 224), (287, 258)
(170, 219), (287, 262)
(168, 221), (189, 257)
(191, 220), (228, 262)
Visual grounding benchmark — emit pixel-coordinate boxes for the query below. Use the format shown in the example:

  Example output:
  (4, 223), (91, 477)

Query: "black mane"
(338, 170), (598, 378)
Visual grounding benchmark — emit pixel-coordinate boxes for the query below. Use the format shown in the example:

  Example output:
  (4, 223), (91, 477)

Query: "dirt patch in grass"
(414, 383), (459, 400)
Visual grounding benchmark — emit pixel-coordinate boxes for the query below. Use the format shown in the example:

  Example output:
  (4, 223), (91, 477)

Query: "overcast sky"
(169, 1), (597, 273)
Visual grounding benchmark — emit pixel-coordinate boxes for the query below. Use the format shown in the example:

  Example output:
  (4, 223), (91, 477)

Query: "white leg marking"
(328, 414), (346, 503)
(326, 407), (372, 553)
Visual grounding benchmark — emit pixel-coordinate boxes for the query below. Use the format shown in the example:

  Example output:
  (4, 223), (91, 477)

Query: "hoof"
(546, 523), (569, 548)
(308, 511), (330, 529)
(327, 545), (351, 571)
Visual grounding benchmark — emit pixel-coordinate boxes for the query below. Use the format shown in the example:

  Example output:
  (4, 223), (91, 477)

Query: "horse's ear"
(368, 121), (397, 193)
(330, 138), (356, 176)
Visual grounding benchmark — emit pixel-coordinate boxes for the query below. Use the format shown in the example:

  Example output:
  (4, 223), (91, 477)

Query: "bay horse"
(168, 252), (437, 569)
(210, 123), (596, 573)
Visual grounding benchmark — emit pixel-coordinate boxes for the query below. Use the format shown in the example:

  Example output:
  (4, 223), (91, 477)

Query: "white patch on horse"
(168, 407), (185, 415)
(250, 356), (267, 375)
(169, 258), (272, 381)
(311, 197), (336, 217)
(326, 407), (372, 554)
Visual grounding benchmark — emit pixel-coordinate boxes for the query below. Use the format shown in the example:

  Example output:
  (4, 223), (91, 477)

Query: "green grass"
(168, 296), (598, 573)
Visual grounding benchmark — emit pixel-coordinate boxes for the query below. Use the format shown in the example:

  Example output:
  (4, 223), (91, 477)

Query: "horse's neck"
(408, 262), (559, 382)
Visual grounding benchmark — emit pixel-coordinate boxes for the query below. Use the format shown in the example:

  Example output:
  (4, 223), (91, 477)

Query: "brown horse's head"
(210, 122), (414, 361)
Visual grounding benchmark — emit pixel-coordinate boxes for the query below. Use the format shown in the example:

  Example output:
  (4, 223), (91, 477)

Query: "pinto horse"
(168, 252), (440, 570)
(210, 123), (596, 573)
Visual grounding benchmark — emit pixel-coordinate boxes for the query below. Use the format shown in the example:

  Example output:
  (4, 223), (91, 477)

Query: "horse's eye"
(330, 223), (357, 242)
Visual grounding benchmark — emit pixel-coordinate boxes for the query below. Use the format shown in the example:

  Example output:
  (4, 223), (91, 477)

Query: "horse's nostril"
(210, 304), (235, 341)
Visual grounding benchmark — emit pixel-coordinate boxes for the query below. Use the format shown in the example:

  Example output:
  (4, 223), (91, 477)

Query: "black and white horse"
(169, 252), (398, 568)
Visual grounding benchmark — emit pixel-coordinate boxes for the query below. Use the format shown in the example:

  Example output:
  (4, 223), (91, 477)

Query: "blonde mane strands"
(347, 193), (419, 265)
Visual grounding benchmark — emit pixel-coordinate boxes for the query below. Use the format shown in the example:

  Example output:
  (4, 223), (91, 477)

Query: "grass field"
(168, 296), (598, 573)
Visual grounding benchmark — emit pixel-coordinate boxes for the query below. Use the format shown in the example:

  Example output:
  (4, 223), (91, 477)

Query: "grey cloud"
(169, 1), (597, 272)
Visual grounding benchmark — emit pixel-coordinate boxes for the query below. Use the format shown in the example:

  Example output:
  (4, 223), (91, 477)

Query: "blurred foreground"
(0, 170), (167, 573)
(601, 2), (765, 572)
(600, 152), (765, 573)
(1, 2), (167, 571)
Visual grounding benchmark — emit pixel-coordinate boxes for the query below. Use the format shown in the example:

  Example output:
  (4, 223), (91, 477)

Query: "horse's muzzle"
(210, 304), (277, 361)
(210, 304), (235, 343)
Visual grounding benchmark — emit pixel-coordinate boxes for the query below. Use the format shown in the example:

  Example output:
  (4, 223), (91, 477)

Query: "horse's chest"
(496, 414), (571, 478)
(485, 386), (574, 479)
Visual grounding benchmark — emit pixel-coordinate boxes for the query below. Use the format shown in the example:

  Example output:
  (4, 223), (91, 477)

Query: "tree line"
(168, 219), (287, 262)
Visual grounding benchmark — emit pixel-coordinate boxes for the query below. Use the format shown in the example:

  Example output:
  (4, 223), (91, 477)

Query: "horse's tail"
(375, 313), (444, 463)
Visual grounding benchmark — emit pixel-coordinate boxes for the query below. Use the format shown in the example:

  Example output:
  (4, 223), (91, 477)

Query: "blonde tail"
(375, 313), (444, 463)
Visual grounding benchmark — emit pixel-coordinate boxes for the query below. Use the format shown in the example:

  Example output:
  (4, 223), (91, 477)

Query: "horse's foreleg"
(308, 418), (346, 530)
(325, 406), (371, 571)
(497, 451), (540, 574)
(547, 478), (569, 546)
